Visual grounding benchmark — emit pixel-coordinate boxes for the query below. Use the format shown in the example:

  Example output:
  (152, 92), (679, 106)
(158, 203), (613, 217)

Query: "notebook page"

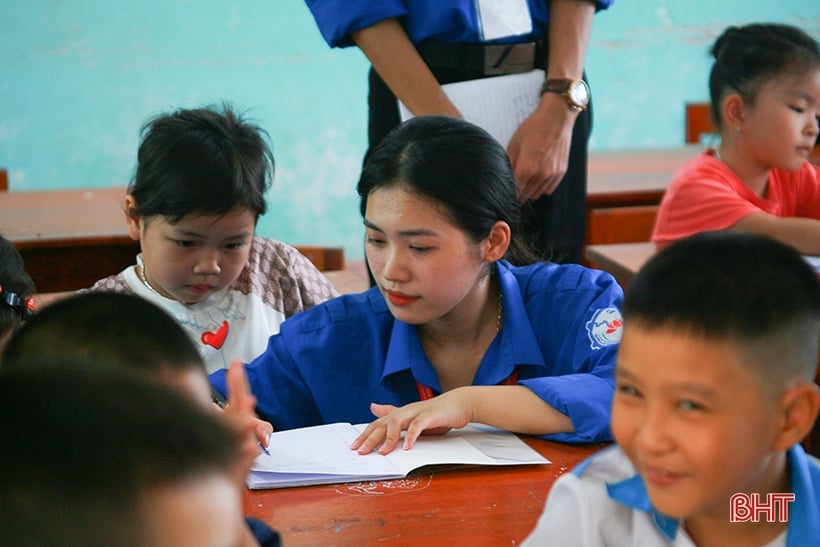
(398, 69), (544, 148)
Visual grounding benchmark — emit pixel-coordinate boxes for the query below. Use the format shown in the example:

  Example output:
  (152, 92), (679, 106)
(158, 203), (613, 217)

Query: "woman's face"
(364, 185), (491, 326)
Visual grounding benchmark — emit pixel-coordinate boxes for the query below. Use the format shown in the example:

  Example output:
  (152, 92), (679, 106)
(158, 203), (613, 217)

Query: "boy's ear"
(772, 381), (820, 451)
(124, 195), (142, 241)
(483, 221), (511, 263)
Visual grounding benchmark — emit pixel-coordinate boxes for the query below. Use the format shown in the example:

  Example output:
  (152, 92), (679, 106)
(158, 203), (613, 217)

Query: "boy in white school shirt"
(524, 231), (820, 546)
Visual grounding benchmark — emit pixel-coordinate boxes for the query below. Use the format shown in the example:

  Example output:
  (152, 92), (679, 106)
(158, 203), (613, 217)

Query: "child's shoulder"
(525, 446), (675, 547)
(569, 444), (635, 483)
(242, 237), (338, 299)
(248, 236), (302, 262)
(87, 272), (134, 294)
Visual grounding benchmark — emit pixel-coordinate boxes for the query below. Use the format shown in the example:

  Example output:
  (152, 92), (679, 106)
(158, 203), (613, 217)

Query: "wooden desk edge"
(585, 242), (656, 288)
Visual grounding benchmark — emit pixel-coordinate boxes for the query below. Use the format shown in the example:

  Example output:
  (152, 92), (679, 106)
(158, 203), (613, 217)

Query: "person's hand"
(507, 93), (578, 200)
(221, 360), (273, 483)
(350, 389), (473, 455)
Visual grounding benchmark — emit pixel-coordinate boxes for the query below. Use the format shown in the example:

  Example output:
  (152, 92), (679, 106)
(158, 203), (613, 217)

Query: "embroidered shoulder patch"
(586, 307), (623, 349)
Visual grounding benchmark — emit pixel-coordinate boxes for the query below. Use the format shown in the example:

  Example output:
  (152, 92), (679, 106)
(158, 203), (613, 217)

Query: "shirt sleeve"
(305, 0), (408, 48)
(209, 327), (327, 428)
(793, 161), (820, 218)
(652, 155), (763, 246)
(519, 267), (623, 443)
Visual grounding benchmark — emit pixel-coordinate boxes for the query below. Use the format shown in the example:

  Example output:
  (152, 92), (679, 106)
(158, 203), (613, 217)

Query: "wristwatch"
(540, 78), (590, 112)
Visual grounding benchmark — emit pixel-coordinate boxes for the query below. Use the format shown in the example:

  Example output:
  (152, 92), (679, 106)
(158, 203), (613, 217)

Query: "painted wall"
(2, 1), (818, 261)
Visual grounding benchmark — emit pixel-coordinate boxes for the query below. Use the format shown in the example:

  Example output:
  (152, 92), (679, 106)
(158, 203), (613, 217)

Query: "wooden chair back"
(685, 102), (717, 145)
(294, 246), (345, 271)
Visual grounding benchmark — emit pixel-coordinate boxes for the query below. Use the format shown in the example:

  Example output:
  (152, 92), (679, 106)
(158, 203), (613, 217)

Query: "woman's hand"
(507, 94), (577, 200)
(350, 389), (474, 455)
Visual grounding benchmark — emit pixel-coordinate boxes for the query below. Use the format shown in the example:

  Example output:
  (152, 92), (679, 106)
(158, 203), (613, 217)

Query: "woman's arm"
(351, 385), (574, 455)
(508, 0), (596, 199)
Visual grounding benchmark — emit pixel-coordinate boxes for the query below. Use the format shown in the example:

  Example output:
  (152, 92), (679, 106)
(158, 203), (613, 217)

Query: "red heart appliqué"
(201, 321), (229, 349)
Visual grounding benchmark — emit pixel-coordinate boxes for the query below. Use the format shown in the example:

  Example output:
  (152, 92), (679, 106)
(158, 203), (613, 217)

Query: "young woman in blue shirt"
(211, 116), (623, 453)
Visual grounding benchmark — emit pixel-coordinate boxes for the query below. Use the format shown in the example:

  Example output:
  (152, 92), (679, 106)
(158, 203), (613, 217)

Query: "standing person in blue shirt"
(211, 116), (623, 453)
(304, 0), (614, 264)
(524, 231), (820, 546)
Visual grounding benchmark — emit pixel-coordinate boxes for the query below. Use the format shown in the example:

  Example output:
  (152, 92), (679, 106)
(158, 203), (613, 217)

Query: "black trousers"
(365, 65), (592, 265)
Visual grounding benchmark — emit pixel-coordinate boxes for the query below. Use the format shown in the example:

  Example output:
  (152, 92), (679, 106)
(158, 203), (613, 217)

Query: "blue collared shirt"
(524, 444), (819, 546)
(305, 0), (615, 48)
(211, 260), (623, 443)
(606, 445), (820, 545)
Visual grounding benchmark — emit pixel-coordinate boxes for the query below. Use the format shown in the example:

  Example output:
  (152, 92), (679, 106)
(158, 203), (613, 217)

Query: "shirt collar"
(606, 444), (819, 544)
(606, 474), (679, 541)
(783, 444), (820, 546)
(495, 260), (547, 368)
(380, 261), (547, 391)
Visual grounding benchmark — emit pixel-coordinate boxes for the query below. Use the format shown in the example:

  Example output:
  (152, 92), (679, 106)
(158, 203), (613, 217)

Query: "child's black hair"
(128, 103), (274, 224)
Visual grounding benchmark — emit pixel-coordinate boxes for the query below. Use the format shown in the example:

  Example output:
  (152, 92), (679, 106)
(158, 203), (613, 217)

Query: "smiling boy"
(524, 231), (820, 546)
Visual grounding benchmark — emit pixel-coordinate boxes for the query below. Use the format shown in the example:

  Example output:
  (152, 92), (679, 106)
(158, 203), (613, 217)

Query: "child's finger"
(226, 359), (253, 409)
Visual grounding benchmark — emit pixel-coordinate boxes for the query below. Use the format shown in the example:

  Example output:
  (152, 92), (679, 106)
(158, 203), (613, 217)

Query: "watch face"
(568, 80), (589, 107)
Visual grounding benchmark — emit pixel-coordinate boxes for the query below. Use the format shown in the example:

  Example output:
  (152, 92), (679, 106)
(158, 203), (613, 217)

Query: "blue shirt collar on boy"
(602, 445), (820, 545)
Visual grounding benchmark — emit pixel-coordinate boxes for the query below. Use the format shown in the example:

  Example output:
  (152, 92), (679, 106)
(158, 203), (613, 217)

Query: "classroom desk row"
(243, 438), (608, 546)
(1, 147), (701, 292)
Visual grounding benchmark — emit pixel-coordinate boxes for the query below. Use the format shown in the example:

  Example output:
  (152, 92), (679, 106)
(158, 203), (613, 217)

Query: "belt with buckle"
(417, 40), (545, 76)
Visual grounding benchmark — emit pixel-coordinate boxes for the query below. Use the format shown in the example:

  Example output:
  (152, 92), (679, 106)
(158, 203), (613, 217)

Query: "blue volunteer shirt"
(305, 0), (615, 49)
(211, 260), (623, 443)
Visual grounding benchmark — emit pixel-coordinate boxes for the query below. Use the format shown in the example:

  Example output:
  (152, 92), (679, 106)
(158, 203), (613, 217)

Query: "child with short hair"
(1, 291), (281, 547)
(652, 23), (820, 254)
(0, 364), (247, 547)
(87, 103), (339, 373)
(0, 234), (35, 352)
(523, 231), (820, 546)
(3, 291), (218, 407)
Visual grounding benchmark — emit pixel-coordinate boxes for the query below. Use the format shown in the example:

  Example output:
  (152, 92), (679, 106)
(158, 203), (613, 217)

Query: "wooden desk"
(1, 186), (362, 293)
(585, 241), (655, 290)
(585, 147), (700, 249)
(1, 187), (138, 292)
(244, 438), (607, 546)
(587, 146), (699, 206)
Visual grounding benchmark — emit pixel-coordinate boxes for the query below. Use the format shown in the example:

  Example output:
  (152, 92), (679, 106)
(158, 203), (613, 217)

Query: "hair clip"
(0, 282), (35, 321)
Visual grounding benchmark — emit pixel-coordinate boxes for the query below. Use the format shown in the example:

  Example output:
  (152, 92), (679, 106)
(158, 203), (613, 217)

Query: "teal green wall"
(2, 1), (818, 261)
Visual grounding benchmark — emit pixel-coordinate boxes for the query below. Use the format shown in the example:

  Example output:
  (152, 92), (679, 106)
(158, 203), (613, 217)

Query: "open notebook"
(247, 422), (550, 490)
